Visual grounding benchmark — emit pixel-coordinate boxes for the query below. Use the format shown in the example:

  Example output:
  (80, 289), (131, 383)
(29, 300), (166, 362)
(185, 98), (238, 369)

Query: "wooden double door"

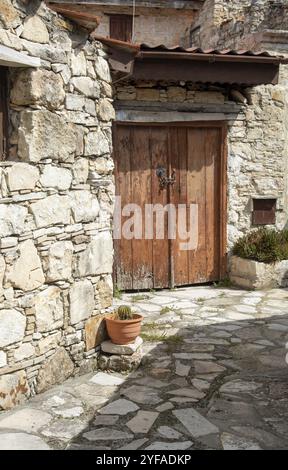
(113, 122), (227, 290)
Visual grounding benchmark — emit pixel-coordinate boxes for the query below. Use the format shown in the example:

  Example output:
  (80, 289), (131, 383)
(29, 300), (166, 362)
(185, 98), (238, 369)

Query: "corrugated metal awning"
(92, 35), (287, 86)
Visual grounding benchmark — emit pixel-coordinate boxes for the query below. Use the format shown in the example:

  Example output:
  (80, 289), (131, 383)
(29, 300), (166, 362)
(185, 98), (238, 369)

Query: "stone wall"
(184, 0), (288, 50)
(0, 1), (115, 409)
(86, 5), (196, 47)
(115, 78), (288, 248)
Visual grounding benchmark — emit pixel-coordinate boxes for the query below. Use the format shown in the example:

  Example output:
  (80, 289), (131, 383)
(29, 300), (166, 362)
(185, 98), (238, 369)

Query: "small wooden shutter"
(110, 15), (133, 42)
(252, 198), (276, 225)
(0, 69), (8, 161)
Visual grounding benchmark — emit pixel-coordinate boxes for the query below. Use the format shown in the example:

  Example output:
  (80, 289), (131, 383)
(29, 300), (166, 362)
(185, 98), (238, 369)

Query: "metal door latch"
(156, 166), (176, 190)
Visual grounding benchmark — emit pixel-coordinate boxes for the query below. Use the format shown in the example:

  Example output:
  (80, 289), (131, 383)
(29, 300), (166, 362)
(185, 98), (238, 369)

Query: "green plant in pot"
(106, 305), (143, 345)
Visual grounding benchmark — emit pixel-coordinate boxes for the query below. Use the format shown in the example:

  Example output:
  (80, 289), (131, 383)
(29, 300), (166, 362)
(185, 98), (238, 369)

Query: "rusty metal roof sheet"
(139, 44), (277, 57)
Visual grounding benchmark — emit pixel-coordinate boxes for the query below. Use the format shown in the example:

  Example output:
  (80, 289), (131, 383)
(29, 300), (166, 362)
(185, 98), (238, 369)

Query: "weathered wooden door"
(113, 123), (227, 290)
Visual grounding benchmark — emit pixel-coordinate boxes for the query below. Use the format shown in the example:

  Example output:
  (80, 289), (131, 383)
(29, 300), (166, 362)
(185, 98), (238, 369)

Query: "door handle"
(156, 166), (176, 190)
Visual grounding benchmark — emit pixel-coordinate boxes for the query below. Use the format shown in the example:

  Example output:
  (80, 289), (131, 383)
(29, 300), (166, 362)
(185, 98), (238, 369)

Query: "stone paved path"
(1, 285), (288, 450)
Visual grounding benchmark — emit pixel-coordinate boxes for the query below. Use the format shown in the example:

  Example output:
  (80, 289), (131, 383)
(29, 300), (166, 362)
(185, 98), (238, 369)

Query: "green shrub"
(233, 227), (288, 263)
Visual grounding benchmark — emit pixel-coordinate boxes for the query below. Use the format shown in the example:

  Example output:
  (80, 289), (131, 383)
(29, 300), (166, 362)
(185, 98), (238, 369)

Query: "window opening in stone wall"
(109, 14), (133, 42)
(252, 198), (277, 225)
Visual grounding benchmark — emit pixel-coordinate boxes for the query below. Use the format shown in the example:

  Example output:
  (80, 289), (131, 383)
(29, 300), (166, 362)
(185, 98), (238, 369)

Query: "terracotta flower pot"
(106, 313), (143, 345)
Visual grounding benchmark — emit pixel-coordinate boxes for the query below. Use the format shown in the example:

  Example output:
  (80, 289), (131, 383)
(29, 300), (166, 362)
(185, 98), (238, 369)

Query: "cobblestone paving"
(1, 286), (288, 450)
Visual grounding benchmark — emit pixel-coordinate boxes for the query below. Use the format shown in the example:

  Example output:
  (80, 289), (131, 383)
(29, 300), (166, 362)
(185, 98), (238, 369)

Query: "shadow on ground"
(1, 285), (288, 450)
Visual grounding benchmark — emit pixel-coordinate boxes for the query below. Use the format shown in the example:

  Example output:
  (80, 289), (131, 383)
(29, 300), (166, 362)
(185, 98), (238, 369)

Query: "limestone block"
(136, 88), (160, 101)
(36, 348), (74, 393)
(167, 87), (186, 102)
(11, 69), (65, 109)
(34, 286), (64, 333)
(37, 332), (61, 355)
(84, 129), (110, 156)
(85, 313), (112, 351)
(70, 77), (100, 98)
(66, 94), (85, 111)
(194, 91), (225, 104)
(45, 241), (73, 282)
(21, 16), (49, 44)
(76, 232), (113, 277)
(18, 110), (77, 163)
(98, 99), (115, 122)
(0, 29), (22, 51)
(22, 39), (67, 64)
(0, 255), (5, 296)
(69, 279), (95, 325)
(91, 156), (114, 175)
(98, 350), (143, 373)
(229, 256), (276, 289)
(94, 56), (111, 82)
(40, 166), (72, 190)
(0, 351), (7, 368)
(97, 276), (113, 308)
(69, 190), (100, 223)
(101, 337), (143, 355)
(6, 163), (39, 191)
(5, 240), (45, 292)
(0, 309), (26, 348)
(0, 0), (20, 29)
(71, 51), (87, 76)
(0, 204), (27, 238)
(14, 343), (35, 362)
(30, 194), (71, 228)
(0, 371), (30, 410)
(117, 88), (136, 101)
(72, 158), (89, 184)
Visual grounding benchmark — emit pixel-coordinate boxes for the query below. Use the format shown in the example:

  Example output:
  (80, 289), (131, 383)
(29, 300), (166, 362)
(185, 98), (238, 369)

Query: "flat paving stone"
(145, 441), (193, 450)
(157, 426), (183, 440)
(175, 361), (191, 377)
(167, 388), (205, 399)
(126, 410), (159, 433)
(0, 432), (51, 450)
(90, 372), (125, 386)
(41, 419), (87, 441)
(119, 438), (149, 450)
(0, 408), (52, 433)
(220, 380), (261, 394)
(194, 361), (226, 374)
(173, 408), (219, 438)
(122, 385), (162, 404)
(83, 428), (133, 441)
(98, 399), (139, 415)
(221, 432), (262, 450)
(156, 402), (174, 412)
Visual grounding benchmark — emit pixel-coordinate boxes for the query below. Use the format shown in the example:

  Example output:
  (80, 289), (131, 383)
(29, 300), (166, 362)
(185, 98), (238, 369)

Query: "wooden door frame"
(113, 120), (228, 285)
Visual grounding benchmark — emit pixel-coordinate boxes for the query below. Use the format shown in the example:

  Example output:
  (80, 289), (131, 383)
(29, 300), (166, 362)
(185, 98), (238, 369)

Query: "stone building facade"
(55, 1), (200, 47)
(0, 0), (115, 409)
(115, 76), (288, 248)
(180, 0), (288, 243)
(1, 0), (288, 409)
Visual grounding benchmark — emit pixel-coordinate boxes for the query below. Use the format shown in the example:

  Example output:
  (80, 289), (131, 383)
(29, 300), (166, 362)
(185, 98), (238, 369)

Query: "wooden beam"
(47, 1), (204, 10)
(47, 3), (100, 30)
(116, 109), (226, 123)
(0, 45), (40, 68)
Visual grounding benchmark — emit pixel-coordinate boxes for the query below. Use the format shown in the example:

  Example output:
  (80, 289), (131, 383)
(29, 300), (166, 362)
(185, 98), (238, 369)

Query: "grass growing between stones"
(213, 278), (234, 288)
(131, 294), (151, 303)
(160, 306), (173, 315)
(113, 286), (122, 300)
